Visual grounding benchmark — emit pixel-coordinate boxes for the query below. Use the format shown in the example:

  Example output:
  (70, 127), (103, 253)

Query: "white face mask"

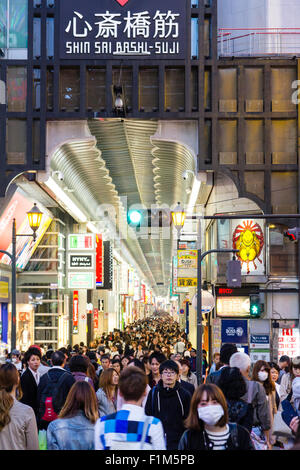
(197, 404), (224, 426)
(258, 371), (268, 382)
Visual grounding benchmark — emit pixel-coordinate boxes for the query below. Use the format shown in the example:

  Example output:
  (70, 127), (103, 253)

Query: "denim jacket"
(47, 411), (96, 450)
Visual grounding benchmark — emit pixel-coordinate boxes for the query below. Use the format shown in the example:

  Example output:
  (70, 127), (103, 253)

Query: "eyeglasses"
(162, 370), (176, 376)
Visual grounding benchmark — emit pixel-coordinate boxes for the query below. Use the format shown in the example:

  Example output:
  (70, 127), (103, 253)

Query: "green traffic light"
(251, 305), (258, 315)
(128, 210), (142, 224)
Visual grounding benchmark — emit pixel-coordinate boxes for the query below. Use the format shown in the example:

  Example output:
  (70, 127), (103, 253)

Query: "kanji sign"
(60, 0), (186, 59)
(177, 278), (198, 288)
(277, 328), (300, 362)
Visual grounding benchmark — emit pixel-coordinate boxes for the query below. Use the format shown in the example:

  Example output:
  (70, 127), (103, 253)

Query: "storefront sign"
(177, 278), (198, 288)
(93, 308), (99, 329)
(250, 335), (270, 349)
(278, 328), (300, 362)
(221, 319), (248, 344)
(217, 297), (250, 317)
(141, 283), (146, 303)
(68, 254), (94, 269)
(0, 277), (9, 302)
(177, 250), (198, 269)
(250, 351), (271, 363)
(73, 291), (79, 334)
(68, 234), (95, 251)
(68, 272), (95, 289)
(232, 219), (265, 275)
(95, 234), (103, 287)
(60, 0), (186, 59)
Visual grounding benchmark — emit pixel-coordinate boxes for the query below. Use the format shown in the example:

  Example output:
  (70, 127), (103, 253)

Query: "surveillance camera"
(182, 170), (189, 180)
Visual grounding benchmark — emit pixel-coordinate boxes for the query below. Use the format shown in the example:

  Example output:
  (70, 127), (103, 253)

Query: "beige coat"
(0, 398), (39, 450)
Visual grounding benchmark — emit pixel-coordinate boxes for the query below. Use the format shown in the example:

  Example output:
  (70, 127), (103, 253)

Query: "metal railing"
(218, 28), (300, 57)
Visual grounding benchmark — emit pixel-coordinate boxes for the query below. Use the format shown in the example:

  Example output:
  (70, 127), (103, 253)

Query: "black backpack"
(227, 399), (254, 432)
(39, 372), (68, 423)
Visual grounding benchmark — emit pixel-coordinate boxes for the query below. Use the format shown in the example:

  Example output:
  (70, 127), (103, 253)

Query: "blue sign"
(221, 319), (248, 344)
(250, 335), (269, 345)
(60, 0), (187, 59)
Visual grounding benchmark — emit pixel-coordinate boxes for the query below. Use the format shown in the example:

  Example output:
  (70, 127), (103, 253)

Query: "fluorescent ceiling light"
(45, 177), (87, 223)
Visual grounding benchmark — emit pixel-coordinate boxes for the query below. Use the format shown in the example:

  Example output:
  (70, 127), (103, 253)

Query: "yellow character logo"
(232, 221), (264, 274)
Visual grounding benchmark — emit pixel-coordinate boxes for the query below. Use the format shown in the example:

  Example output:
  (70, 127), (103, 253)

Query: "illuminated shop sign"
(60, 0), (186, 59)
(232, 220), (265, 275)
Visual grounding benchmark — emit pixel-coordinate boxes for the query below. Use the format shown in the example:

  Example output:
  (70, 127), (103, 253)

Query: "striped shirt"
(94, 403), (166, 450)
(206, 425), (230, 450)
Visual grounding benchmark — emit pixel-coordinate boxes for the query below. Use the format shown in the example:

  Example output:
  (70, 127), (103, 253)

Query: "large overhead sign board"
(60, 0), (187, 59)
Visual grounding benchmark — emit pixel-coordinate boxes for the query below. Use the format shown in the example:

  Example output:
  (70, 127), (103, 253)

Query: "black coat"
(145, 380), (192, 450)
(178, 423), (254, 450)
(20, 368), (39, 416)
(180, 379), (195, 396)
(37, 368), (75, 429)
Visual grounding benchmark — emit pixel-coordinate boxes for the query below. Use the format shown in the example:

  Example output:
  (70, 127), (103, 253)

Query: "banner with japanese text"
(60, 0), (186, 59)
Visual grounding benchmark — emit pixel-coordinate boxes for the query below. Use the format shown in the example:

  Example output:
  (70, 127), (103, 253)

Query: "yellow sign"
(0, 281), (8, 299)
(177, 250), (198, 268)
(177, 278), (198, 287)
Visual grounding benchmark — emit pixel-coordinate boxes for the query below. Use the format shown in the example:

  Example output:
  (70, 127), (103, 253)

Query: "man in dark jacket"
(206, 344), (237, 386)
(37, 350), (75, 429)
(145, 360), (192, 450)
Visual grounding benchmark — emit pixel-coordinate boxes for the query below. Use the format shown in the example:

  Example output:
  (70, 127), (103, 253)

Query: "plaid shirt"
(94, 404), (166, 450)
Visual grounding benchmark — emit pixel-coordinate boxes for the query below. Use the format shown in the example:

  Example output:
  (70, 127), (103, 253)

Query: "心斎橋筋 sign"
(60, 0), (186, 59)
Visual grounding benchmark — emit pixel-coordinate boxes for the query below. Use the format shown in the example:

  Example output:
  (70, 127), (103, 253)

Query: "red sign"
(93, 308), (99, 330)
(115, 0), (130, 5)
(96, 234), (103, 287)
(0, 190), (34, 261)
(73, 291), (79, 327)
(218, 288), (233, 295)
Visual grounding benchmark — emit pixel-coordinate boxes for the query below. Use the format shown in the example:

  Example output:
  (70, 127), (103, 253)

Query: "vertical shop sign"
(73, 291), (79, 334)
(278, 328), (300, 361)
(93, 308), (99, 330)
(95, 234), (103, 287)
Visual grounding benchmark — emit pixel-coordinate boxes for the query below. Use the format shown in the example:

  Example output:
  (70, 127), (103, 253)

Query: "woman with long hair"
(280, 356), (300, 402)
(180, 359), (198, 388)
(178, 383), (253, 450)
(47, 381), (99, 450)
(0, 363), (39, 450)
(96, 368), (119, 417)
(252, 360), (277, 448)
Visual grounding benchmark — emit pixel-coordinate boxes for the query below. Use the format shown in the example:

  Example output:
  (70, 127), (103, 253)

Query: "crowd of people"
(0, 314), (299, 451)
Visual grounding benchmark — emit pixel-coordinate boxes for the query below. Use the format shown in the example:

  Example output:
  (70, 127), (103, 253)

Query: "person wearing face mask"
(178, 384), (253, 450)
(252, 360), (277, 447)
(10, 350), (22, 373)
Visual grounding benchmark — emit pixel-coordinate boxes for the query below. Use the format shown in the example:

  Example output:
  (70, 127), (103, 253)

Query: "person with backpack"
(47, 381), (98, 450)
(218, 366), (253, 432)
(69, 354), (94, 389)
(37, 350), (75, 430)
(94, 366), (165, 450)
(145, 360), (192, 450)
(178, 383), (253, 450)
(230, 352), (272, 449)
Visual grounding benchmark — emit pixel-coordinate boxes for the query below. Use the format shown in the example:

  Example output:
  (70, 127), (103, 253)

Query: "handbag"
(250, 426), (268, 450)
(272, 410), (293, 438)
